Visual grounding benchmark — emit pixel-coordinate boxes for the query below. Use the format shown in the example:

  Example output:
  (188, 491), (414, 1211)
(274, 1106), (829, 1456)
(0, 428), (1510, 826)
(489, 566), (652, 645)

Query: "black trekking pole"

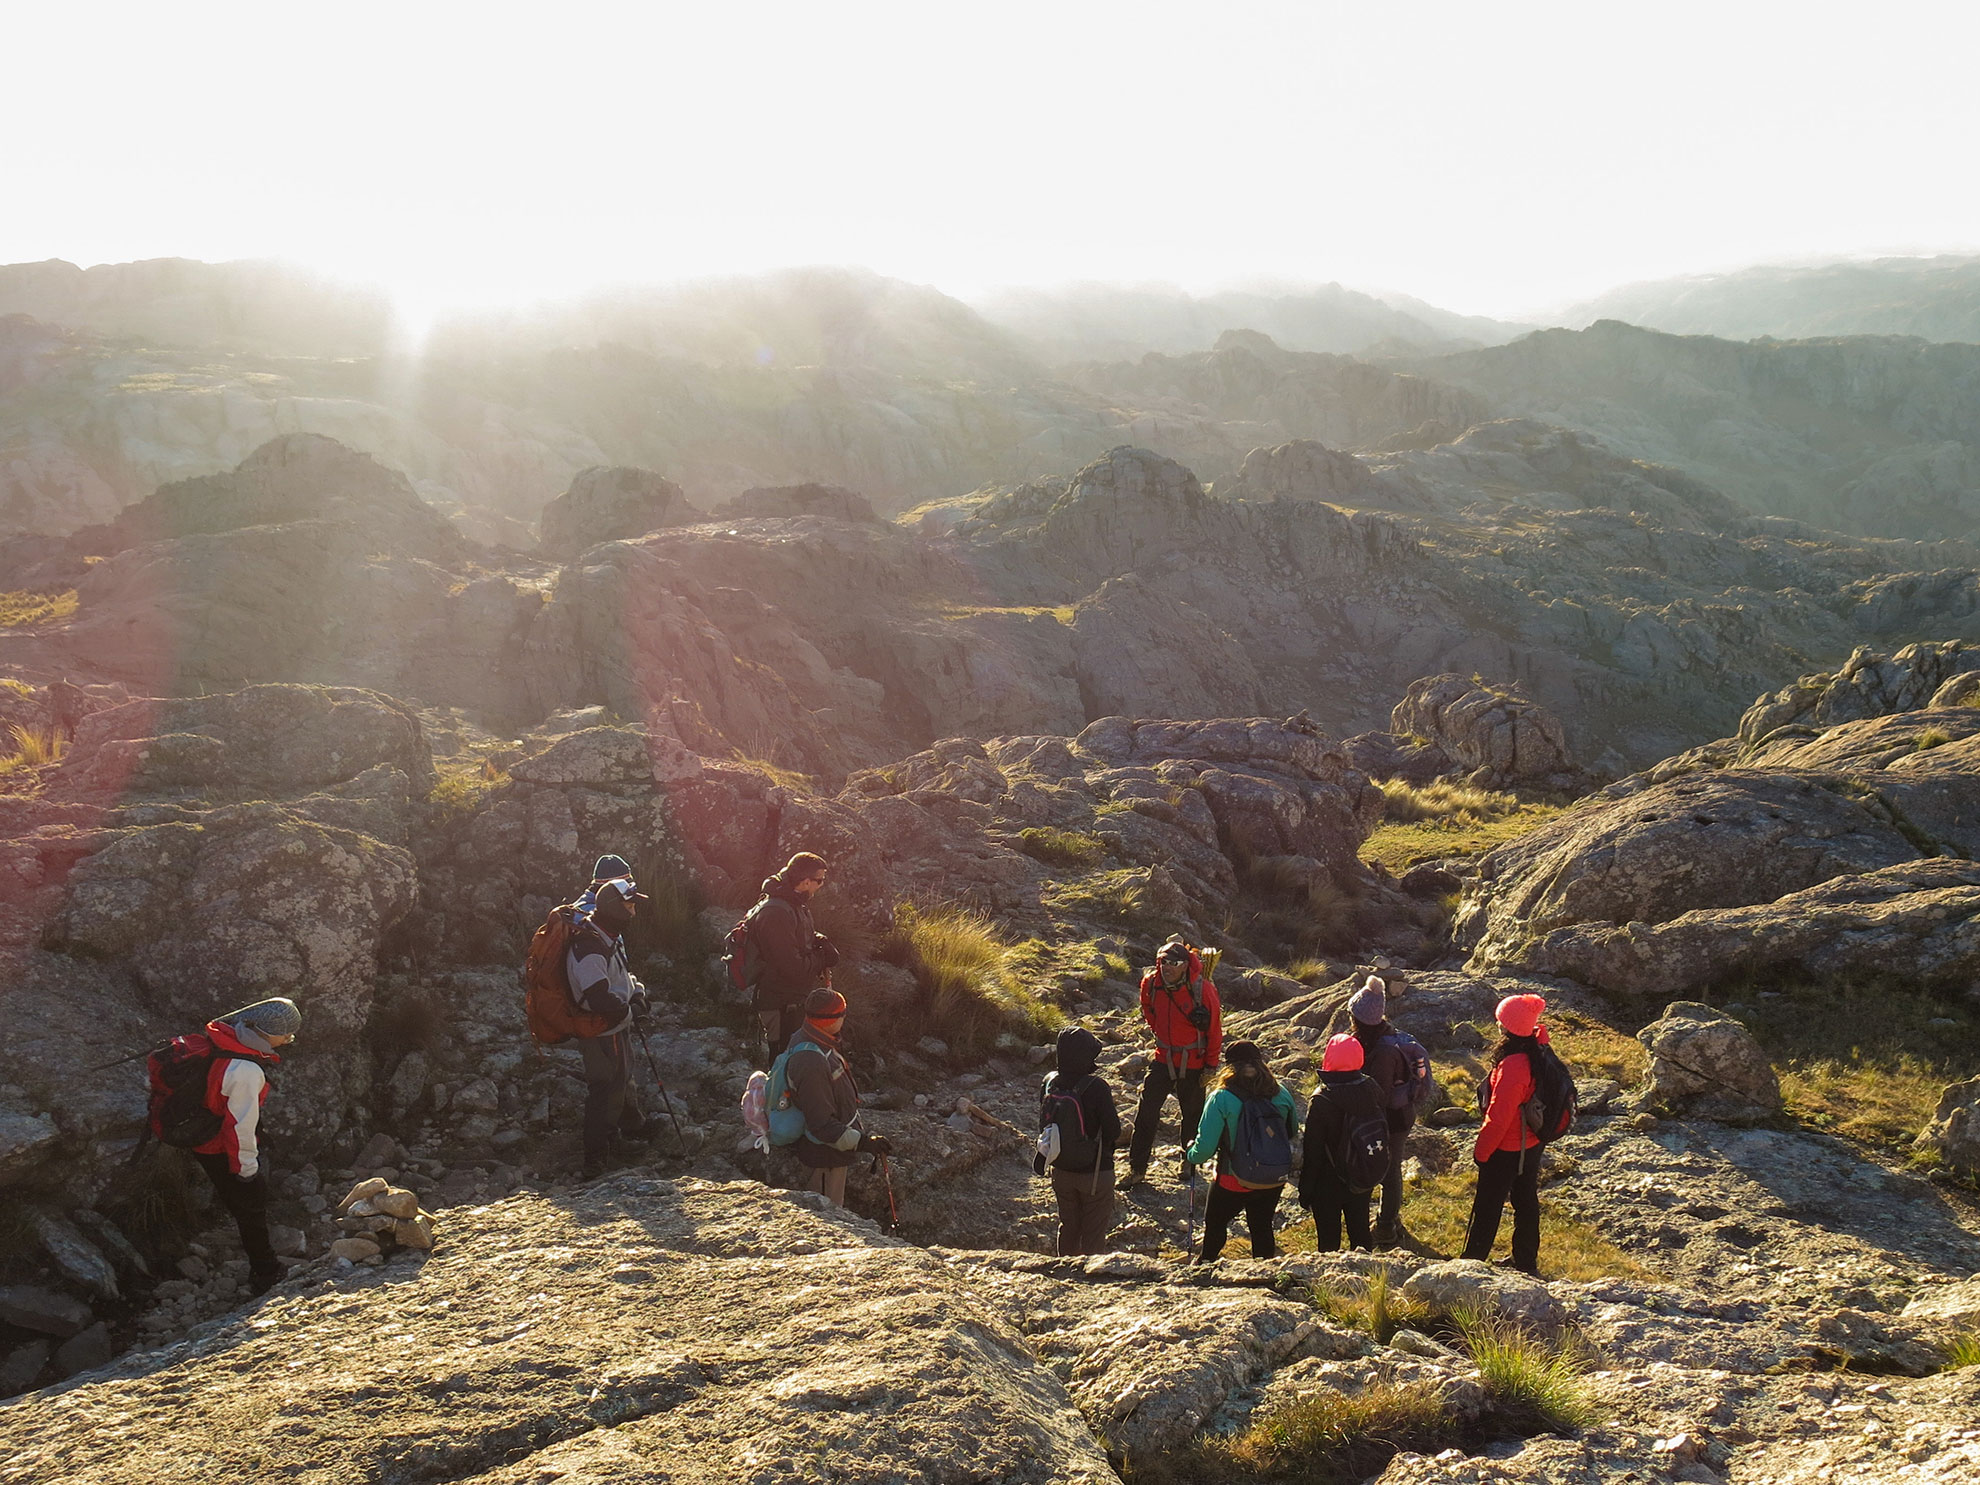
(632, 1026), (688, 1153)
(872, 1152), (899, 1232)
(87, 1045), (161, 1074)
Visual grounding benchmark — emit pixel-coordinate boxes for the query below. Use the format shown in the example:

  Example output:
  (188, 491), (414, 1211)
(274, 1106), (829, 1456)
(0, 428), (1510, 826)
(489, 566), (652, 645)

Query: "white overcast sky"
(6, 0), (1978, 320)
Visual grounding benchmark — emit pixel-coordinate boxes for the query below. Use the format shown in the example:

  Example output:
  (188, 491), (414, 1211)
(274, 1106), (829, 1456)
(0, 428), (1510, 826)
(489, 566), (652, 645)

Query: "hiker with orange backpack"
(1462, 993), (1577, 1276)
(1123, 939), (1221, 1188)
(1184, 1039), (1299, 1262)
(566, 867), (655, 1177)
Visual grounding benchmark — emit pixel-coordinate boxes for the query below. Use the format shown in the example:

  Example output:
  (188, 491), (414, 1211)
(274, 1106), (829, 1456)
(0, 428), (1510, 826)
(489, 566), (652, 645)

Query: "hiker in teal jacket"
(1185, 1040), (1301, 1262)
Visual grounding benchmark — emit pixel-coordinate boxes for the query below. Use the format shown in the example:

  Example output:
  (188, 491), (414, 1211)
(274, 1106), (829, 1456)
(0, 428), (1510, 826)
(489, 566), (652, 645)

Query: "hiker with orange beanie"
(784, 985), (889, 1207)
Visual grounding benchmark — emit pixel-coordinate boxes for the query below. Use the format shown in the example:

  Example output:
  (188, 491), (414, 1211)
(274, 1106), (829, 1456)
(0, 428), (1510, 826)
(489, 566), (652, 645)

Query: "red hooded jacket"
(1474, 1027), (1551, 1160)
(193, 1020), (280, 1176)
(1138, 949), (1222, 1071)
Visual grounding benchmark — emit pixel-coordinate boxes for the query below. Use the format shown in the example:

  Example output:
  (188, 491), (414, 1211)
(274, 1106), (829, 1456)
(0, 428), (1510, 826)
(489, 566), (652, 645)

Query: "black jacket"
(748, 877), (839, 1011)
(1039, 1027), (1121, 1173)
(1298, 1071), (1385, 1206)
(1354, 1020), (1416, 1131)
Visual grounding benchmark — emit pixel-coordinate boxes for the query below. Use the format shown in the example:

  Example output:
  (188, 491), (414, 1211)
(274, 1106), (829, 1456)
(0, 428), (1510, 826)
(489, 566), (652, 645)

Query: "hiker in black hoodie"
(1035, 1026), (1122, 1256)
(1298, 1033), (1387, 1252)
(1348, 977), (1414, 1246)
(747, 852), (840, 1058)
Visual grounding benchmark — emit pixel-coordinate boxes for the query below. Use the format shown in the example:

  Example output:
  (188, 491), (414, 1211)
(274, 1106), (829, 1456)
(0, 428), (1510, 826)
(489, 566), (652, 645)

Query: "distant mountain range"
(1557, 255), (1980, 343)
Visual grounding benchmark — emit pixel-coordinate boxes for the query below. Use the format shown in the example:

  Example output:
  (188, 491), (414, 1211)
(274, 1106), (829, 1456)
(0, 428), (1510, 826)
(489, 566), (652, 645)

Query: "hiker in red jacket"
(191, 998), (301, 1295)
(1462, 992), (1551, 1277)
(1122, 939), (1221, 1187)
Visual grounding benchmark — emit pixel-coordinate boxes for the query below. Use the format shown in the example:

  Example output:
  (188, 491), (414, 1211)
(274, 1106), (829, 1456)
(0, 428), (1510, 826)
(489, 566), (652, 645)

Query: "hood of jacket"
(205, 1019), (282, 1063)
(763, 876), (804, 905)
(1055, 1026), (1102, 1078)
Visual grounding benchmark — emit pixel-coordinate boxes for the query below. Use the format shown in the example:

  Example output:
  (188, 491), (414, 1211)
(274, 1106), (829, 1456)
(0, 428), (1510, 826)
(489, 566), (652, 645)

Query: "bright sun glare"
(7, 0), (1980, 320)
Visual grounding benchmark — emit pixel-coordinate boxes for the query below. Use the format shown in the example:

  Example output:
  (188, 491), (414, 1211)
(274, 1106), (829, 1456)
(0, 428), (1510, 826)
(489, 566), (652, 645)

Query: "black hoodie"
(748, 874), (839, 1012)
(1039, 1026), (1121, 1171)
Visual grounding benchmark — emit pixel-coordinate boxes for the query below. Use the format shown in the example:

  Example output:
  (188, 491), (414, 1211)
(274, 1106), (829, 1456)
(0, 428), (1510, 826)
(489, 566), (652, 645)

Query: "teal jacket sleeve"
(1276, 1083), (1300, 1141)
(1185, 1089), (1235, 1167)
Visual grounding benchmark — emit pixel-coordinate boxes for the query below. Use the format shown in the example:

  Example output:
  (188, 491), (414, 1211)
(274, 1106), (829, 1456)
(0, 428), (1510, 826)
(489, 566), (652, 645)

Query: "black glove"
(1187, 1005), (1212, 1030)
(1179, 1159), (1197, 1185)
(630, 990), (651, 1024)
(857, 1133), (893, 1156)
(812, 934), (841, 970)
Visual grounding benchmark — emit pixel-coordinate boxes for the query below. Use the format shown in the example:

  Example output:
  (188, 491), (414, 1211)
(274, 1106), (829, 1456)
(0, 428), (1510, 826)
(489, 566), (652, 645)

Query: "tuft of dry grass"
(0, 724), (67, 787)
(1455, 1312), (1603, 1434)
(728, 750), (817, 796)
(1133, 1381), (1456, 1485)
(428, 756), (508, 817)
(1362, 799), (1565, 873)
(0, 590), (78, 628)
(1941, 1332), (1980, 1370)
(883, 902), (1064, 1051)
(1377, 778), (1520, 823)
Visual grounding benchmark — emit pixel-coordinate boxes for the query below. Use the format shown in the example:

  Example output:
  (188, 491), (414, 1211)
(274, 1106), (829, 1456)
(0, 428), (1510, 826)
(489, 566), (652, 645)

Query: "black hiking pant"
(1051, 1164), (1116, 1256)
(1200, 1180), (1282, 1262)
(1302, 1167), (1372, 1252)
(1462, 1148), (1543, 1275)
(757, 1001), (806, 1062)
(1376, 1109), (1414, 1239)
(577, 1029), (644, 1168)
(1128, 1061), (1206, 1175)
(194, 1152), (277, 1278)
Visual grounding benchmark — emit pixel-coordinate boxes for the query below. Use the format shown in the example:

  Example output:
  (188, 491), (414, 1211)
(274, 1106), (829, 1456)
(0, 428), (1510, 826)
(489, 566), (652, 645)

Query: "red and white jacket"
(192, 1019), (280, 1177)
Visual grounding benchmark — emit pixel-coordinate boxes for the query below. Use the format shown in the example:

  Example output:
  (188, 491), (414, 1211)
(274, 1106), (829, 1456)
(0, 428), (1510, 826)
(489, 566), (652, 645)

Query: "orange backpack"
(523, 904), (615, 1046)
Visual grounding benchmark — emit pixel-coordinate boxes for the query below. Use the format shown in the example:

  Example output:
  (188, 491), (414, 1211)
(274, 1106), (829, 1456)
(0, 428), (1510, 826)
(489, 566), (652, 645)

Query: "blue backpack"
(763, 1037), (825, 1147)
(1228, 1094), (1294, 1189)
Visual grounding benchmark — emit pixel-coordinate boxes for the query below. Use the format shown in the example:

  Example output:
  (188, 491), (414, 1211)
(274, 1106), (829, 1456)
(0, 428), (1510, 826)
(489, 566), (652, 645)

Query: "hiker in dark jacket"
(1462, 993), (1551, 1277)
(784, 986), (888, 1207)
(567, 870), (653, 1178)
(1349, 976), (1414, 1246)
(1298, 1033), (1386, 1252)
(1185, 1040), (1299, 1262)
(747, 852), (840, 1058)
(1035, 1025), (1122, 1256)
(191, 998), (301, 1295)
(1124, 939), (1221, 1186)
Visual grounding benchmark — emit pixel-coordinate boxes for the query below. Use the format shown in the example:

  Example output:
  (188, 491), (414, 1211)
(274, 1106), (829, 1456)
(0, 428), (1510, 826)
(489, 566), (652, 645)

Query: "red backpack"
(145, 1033), (274, 1147)
(720, 899), (770, 1001)
(524, 904), (615, 1046)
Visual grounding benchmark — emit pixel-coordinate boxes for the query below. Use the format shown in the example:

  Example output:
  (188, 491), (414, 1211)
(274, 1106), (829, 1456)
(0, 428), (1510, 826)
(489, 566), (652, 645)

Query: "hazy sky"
(8, 0), (1978, 320)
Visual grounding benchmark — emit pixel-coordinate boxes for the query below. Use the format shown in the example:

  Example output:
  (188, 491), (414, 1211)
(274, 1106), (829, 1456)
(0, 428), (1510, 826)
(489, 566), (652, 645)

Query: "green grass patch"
(1014, 826), (1108, 868)
(0, 677), (35, 699)
(882, 903), (1065, 1051)
(1455, 1312), (1603, 1434)
(428, 757), (508, 817)
(1279, 1165), (1651, 1283)
(1361, 802), (1564, 873)
(1547, 1010), (1649, 1087)
(1723, 977), (1980, 1158)
(0, 589), (78, 628)
(1377, 779), (1521, 822)
(1916, 726), (1954, 751)
(931, 601), (1077, 625)
(1941, 1332), (1980, 1370)
(728, 751), (817, 796)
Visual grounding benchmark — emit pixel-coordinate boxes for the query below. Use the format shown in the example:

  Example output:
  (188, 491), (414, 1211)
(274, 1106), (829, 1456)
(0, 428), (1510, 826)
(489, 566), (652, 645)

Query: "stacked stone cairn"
(329, 1177), (438, 1263)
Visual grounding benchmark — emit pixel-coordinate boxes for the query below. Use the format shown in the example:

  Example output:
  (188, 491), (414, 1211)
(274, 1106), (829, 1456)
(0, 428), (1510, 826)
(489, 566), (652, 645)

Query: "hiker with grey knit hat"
(568, 861), (653, 1178)
(1349, 974), (1425, 1247)
(189, 997), (301, 1294)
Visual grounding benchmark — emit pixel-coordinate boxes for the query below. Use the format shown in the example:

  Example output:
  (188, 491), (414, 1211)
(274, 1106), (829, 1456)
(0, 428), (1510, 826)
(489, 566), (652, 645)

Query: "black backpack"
(1228, 1094), (1295, 1189)
(1519, 1043), (1578, 1157)
(1336, 1102), (1393, 1194)
(1037, 1074), (1101, 1174)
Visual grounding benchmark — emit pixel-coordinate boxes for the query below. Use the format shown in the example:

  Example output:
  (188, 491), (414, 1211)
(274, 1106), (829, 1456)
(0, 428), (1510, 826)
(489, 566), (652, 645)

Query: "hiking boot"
(249, 1264), (286, 1296)
(1119, 1168), (1148, 1189)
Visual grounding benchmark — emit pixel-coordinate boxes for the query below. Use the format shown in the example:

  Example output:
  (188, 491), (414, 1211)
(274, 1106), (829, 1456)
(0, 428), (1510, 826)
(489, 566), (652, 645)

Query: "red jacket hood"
(204, 1020), (282, 1063)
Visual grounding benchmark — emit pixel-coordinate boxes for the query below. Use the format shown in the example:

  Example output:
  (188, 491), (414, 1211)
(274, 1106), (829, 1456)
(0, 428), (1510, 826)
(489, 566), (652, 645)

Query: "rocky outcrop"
(1915, 1077), (1980, 1173)
(1220, 437), (1423, 510)
(535, 465), (702, 558)
(1636, 1002), (1783, 1122)
(1389, 674), (1578, 788)
(1737, 640), (1980, 745)
(717, 482), (879, 523)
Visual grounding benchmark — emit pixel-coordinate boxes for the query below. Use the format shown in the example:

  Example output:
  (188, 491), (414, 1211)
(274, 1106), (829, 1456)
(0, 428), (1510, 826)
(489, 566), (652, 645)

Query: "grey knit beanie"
(230, 997), (302, 1041)
(1348, 976), (1386, 1026)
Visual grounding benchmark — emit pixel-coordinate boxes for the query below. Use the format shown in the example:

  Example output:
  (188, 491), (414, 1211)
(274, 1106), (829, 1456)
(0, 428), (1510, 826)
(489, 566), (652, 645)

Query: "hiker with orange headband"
(783, 985), (889, 1207)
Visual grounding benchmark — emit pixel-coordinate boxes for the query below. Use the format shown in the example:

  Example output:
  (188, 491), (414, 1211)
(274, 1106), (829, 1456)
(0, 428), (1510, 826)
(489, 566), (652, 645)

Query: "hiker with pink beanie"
(1461, 992), (1576, 1276)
